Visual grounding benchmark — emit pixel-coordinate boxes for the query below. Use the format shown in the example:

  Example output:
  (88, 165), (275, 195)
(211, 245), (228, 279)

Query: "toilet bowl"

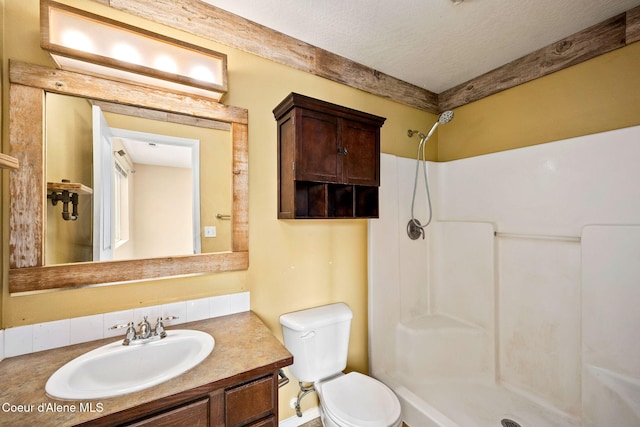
(279, 303), (402, 427)
(316, 372), (402, 427)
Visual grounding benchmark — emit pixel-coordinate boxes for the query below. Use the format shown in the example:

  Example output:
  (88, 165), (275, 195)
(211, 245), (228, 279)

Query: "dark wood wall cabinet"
(273, 93), (386, 219)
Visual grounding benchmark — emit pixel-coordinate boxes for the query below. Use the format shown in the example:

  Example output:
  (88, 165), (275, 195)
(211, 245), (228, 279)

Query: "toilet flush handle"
(301, 330), (316, 339)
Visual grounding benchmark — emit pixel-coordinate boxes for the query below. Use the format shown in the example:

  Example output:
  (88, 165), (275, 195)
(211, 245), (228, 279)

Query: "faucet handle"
(110, 322), (136, 345)
(109, 322), (130, 330)
(154, 316), (179, 339)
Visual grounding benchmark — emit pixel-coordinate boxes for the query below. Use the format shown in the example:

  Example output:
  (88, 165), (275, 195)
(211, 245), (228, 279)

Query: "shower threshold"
(382, 373), (580, 427)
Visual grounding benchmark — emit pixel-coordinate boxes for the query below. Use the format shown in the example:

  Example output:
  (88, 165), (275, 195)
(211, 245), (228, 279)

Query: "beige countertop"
(0, 311), (292, 426)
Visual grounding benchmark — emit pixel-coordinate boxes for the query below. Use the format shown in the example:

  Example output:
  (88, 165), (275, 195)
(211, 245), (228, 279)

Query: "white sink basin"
(46, 330), (214, 400)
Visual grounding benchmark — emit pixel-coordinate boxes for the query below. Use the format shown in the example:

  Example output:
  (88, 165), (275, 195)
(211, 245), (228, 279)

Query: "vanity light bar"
(41, 0), (228, 101)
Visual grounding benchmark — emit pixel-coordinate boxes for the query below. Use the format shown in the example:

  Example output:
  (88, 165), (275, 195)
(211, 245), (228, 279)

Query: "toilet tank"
(280, 303), (353, 383)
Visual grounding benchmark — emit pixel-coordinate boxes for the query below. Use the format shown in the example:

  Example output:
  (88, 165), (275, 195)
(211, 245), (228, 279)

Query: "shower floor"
(384, 373), (581, 427)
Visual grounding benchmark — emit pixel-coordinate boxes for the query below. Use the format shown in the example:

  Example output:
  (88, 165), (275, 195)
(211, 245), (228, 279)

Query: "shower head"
(438, 110), (454, 124)
(408, 110), (454, 142)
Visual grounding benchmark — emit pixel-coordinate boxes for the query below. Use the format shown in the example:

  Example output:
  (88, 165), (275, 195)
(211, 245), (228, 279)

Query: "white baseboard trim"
(279, 407), (320, 427)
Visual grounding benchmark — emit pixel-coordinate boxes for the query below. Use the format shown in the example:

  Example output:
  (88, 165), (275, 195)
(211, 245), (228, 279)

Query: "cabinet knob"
(339, 147), (348, 155)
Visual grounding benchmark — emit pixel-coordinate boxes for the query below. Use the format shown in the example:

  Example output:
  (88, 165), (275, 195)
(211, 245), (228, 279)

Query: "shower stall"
(368, 125), (640, 426)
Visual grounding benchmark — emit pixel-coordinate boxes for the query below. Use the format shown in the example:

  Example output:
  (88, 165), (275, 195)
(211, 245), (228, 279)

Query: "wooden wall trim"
(439, 14), (627, 111)
(105, 0), (440, 113)
(100, 1), (640, 113)
(627, 6), (640, 44)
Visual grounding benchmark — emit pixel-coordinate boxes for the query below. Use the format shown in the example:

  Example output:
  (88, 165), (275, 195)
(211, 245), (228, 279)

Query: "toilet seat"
(319, 372), (401, 427)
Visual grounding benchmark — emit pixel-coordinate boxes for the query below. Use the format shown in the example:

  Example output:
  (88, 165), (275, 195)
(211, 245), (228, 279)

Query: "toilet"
(280, 303), (402, 427)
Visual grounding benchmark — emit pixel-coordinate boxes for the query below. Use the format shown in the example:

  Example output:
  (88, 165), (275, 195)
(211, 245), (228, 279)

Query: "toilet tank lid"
(280, 303), (353, 332)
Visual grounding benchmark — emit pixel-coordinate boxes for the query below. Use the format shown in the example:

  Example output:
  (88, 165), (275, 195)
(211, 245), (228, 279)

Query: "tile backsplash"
(1, 292), (250, 359)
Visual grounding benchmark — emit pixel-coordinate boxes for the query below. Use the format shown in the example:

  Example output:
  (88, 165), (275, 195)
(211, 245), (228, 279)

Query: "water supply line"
(406, 110), (454, 240)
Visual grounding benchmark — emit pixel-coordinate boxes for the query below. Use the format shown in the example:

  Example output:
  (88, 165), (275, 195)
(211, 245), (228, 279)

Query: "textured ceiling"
(202, 0), (640, 93)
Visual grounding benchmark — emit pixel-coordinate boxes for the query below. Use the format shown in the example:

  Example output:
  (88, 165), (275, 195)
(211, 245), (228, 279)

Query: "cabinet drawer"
(125, 398), (208, 427)
(225, 375), (275, 427)
(245, 415), (277, 427)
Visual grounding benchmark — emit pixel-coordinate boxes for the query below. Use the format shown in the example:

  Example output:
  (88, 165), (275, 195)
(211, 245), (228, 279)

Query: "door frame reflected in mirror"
(92, 118), (207, 261)
(8, 60), (249, 293)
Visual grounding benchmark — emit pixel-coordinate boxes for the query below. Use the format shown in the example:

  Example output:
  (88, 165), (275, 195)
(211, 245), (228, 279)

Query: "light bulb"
(112, 43), (142, 65)
(189, 65), (215, 83)
(61, 30), (94, 52)
(154, 55), (178, 73)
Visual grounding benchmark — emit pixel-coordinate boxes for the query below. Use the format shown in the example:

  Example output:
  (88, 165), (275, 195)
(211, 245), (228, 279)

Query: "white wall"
(129, 164), (193, 259)
(369, 125), (640, 424)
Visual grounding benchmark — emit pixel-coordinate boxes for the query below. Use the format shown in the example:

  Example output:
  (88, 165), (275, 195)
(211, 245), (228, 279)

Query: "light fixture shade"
(41, 0), (228, 101)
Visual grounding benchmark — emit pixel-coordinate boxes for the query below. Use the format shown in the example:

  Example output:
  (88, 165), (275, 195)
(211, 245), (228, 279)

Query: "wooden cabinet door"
(295, 108), (341, 183)
(342, 119), (380, 186)
(225, 375), (275, 427)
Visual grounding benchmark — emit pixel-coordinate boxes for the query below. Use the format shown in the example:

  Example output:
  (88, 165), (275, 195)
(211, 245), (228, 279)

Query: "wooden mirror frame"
(8, 60), (249, 293)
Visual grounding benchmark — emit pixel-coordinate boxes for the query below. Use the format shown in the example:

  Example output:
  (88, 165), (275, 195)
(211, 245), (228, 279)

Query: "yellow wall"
(1, 0), (433, 418)
(46, 94), (93, 264)
(2, 0), (640, 421)
(439, 42), (640, 161)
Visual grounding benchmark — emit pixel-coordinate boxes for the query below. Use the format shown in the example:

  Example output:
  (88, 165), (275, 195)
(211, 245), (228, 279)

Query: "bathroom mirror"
(45, 92), (232, 265)
(8, 60), (249, 293)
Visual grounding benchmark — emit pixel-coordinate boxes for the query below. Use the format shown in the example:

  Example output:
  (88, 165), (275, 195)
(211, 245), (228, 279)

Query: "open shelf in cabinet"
(293, 181), (378, 219)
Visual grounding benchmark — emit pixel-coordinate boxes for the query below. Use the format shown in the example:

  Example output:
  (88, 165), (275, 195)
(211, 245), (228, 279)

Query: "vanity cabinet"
(117, 373), (278, 427)
(0, 313), (292, 427)
(273, 93), (386, 219)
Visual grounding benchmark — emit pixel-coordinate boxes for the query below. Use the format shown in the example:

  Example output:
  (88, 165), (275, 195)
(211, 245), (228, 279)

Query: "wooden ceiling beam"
(627, 5), (640, 44)
(439, 12), (630, 111)
(100, 1), (640, 114)
(104, 0), (440, 113)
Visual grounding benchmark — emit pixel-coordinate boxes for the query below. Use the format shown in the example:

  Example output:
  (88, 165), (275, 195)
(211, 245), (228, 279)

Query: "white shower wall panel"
(498, 237), (582, 416)
(437, 125), (640, 236)
(430, 221), (494, 330)
(370, 125), (640, 426)
(582, 225), (640, 426)
(396, 156), (436, 321)
(368, 154), (403, 373)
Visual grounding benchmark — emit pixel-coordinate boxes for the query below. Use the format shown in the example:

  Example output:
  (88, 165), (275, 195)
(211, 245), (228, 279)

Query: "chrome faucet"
(138, 316), (152, 339)
(110, 316), (178, 345)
